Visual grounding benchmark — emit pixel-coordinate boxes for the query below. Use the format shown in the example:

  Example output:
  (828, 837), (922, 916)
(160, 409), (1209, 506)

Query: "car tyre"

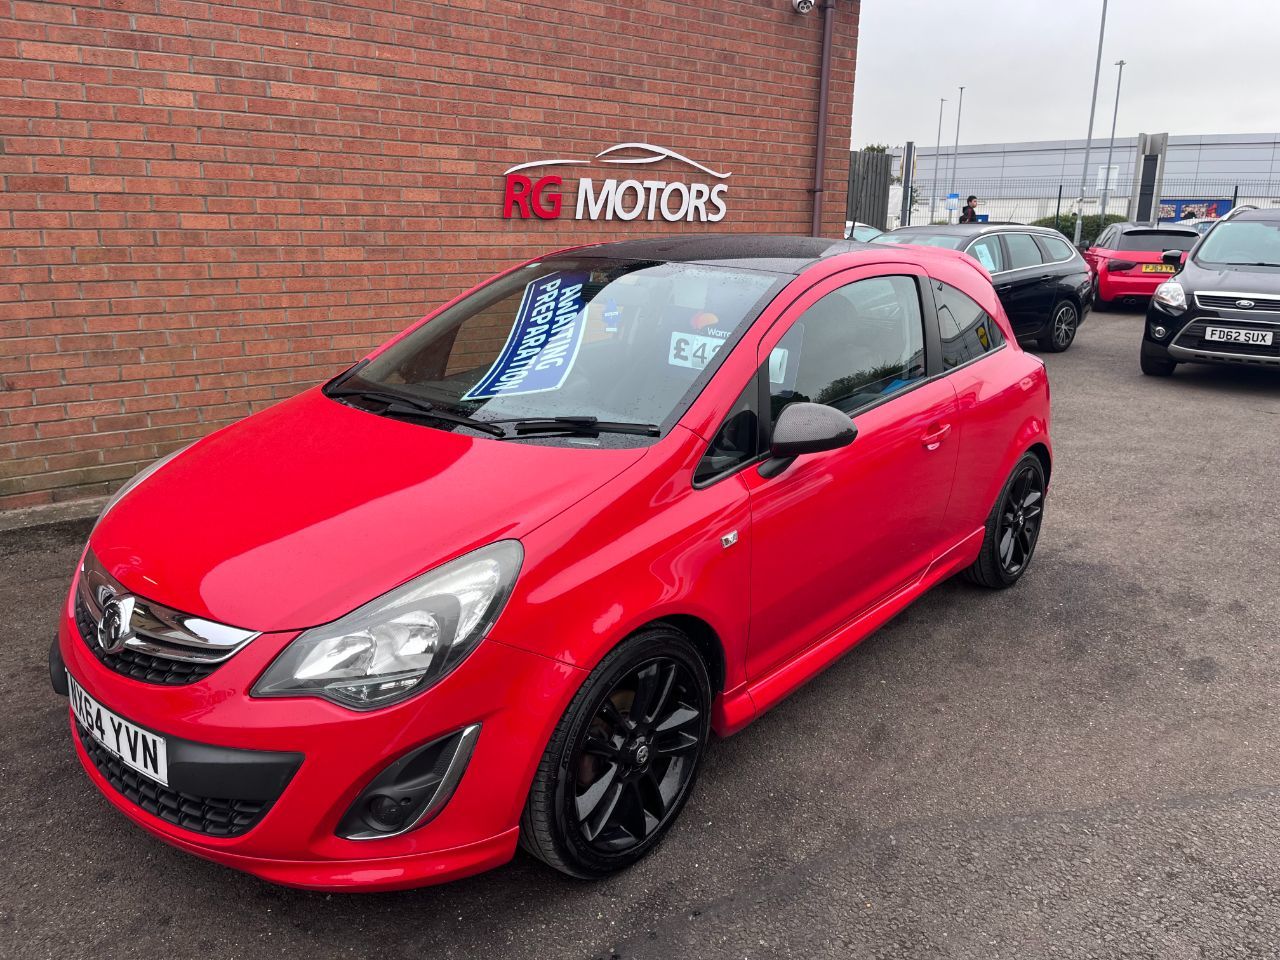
(963, 452), (1046, 589)
(1140, 351), (1177, 376)
(520, 626), (712, 879)
(1039, 301), (1079, 353)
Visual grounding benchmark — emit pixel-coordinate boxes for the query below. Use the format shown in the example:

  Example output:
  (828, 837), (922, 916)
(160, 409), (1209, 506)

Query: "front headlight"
(252, 540), (523, 710)
(1152, 280), (1187, 313)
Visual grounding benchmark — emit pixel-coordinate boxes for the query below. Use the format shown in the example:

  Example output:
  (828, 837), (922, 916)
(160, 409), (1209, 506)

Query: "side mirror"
(1162, 249), (1187, 267)
(758, 402), (857, 479)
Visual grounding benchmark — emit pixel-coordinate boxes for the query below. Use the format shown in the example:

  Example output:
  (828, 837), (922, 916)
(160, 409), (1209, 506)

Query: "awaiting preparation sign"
(463, 272), (589, 401)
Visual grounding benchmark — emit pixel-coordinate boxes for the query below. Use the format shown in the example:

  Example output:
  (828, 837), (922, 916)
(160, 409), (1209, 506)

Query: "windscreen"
(1194, 221), (1280, 267)
(348, 257), (783, 436)
(1115, 231), (1198, 252)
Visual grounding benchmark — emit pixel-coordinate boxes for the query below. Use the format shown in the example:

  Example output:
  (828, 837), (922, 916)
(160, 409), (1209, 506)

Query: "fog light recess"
(337, 724), (481, 840)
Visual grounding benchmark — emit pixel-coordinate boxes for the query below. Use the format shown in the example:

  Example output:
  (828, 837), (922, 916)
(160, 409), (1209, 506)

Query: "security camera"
(792, 0), (815, 12)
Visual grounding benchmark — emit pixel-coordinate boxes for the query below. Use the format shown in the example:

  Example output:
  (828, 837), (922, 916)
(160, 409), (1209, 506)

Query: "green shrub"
(1032, 212), (1126, 247)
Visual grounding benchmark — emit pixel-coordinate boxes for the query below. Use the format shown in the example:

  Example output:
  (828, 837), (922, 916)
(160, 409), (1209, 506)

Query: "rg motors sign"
(502, 143), (731, 223)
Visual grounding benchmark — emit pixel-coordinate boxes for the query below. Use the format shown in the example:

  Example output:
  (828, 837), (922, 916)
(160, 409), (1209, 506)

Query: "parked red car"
(1082, 223), (1199, 307)
(52, 236), (1052, 891)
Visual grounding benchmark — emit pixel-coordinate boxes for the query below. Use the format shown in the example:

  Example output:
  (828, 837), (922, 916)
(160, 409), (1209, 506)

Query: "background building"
(0, 0), (859, 511)
(896, 131), (1280, 225)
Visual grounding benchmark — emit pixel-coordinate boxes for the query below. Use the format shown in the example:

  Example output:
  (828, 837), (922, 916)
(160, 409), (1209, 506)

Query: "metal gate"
(845, 149), (893, 231)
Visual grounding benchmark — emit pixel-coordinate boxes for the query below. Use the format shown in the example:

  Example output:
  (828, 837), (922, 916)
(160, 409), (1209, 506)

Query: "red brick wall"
(0, 0), (859, 510)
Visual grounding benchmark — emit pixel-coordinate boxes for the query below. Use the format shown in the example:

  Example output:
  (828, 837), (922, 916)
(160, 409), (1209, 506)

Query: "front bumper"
(55, 584), (584, 891)
(1145, 300), (1280, 368)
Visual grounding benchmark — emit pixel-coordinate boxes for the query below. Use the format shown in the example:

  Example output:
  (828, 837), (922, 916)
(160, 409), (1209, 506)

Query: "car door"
(930, 275), (1022, 538)
(995, 231), (1054, 338)
(1034, 233), (1083, 305)
(739, 267), (960, 681)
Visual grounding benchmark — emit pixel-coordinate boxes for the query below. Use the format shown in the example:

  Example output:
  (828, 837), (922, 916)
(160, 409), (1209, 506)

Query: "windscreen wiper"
(328, 386), (507, 438)
(504, 416), (661, 437)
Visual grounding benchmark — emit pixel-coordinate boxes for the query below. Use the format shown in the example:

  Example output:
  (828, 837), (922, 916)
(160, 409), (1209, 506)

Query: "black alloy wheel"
(964, 452), (1047, 589)
(994, 463), (1044, 577)
(1040, 301), (1079, 352)
(571, 657), (702, 852)
(520, 627), (711, 878)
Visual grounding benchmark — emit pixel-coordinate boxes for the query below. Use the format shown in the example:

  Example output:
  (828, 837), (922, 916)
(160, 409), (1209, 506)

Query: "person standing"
(960, 195), (979, 223)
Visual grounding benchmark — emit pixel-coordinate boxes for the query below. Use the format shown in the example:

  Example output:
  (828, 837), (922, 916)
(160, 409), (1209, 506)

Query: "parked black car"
(874, 224), (1092, 352)
(1142, 207), (1280, 376)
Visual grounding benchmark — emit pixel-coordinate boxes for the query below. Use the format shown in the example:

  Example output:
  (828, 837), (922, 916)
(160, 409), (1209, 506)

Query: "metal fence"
(906, 177), (1280, 229)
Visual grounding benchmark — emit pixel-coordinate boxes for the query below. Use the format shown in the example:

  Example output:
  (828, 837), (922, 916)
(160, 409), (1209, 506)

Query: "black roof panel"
(571, 234), (864, 274)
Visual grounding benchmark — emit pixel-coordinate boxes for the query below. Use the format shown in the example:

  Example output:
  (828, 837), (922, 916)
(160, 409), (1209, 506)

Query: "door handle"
(921, 423), (952, 451)
(1039, 273), (1053, 281)
(997, 284), (1012, 292)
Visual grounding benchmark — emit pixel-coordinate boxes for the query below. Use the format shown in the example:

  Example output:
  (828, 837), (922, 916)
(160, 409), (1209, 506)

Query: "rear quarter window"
(1036, 234), (1076, 262)
(933, 280), (1006, 369)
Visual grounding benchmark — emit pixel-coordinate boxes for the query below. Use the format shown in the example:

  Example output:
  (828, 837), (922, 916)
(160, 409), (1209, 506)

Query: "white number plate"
(1204, 326), (1273, 345)
(668, 331), (725, 370)
(67, 671), (169, 785)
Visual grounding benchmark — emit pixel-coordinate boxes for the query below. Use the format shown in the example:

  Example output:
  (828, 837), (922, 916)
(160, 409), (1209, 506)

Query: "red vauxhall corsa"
(52, 236), (1052, 891)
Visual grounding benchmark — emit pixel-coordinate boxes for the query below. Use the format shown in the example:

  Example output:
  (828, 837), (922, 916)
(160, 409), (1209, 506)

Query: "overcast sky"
(851, 0), (1280, 149)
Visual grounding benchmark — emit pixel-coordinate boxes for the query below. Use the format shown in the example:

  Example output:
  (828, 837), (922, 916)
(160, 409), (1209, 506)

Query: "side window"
(1004, 232), (1045, 270)
(767, 275), (926, 423)
(694, 382), (759, 483)
(1036, 234), (1076, 262)
(935, 281), (1006, 369)
(1096, 227), (1114, 249)
(966, 236), (1006, 273)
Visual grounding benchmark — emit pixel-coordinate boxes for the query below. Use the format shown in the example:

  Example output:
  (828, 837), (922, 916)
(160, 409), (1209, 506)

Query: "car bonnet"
(90, 388), (651, 632)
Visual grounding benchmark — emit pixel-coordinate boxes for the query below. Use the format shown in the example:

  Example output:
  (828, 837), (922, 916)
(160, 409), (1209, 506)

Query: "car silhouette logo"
(97, 594), (137, 655)
(1236, 299), (1256, 309)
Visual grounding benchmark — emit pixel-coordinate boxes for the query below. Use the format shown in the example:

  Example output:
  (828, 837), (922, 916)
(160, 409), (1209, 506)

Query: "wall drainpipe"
(809, 0), (837, 237)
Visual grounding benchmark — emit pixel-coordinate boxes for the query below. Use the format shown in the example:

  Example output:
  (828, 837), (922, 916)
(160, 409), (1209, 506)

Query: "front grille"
(75, 593), (218, 685)
(1195, 292), (1280, 312)
(1175, 320), (1280, 358)
(75, 722), (270, 837)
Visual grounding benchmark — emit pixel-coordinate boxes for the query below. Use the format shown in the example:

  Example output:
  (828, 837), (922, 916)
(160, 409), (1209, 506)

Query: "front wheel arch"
(652, 614), (725, 695)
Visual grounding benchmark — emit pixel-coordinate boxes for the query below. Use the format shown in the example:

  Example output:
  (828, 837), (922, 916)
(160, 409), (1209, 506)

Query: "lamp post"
(1098, 59), (1126, 223)
(948, 85), (965, 222)
(1072, 0), (1109, 245)
(931, 97), (946, 223)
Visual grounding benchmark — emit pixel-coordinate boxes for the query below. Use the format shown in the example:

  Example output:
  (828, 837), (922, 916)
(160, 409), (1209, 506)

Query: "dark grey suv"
(1142, 207), (1280, 376)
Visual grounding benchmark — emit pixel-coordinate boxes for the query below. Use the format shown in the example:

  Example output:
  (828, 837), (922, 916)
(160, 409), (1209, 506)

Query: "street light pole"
(931, 97), (946, 223)
(1098, 59), (1126, 222)
(1073, 0), (1109, 245)
(949, 85), (965, 222)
